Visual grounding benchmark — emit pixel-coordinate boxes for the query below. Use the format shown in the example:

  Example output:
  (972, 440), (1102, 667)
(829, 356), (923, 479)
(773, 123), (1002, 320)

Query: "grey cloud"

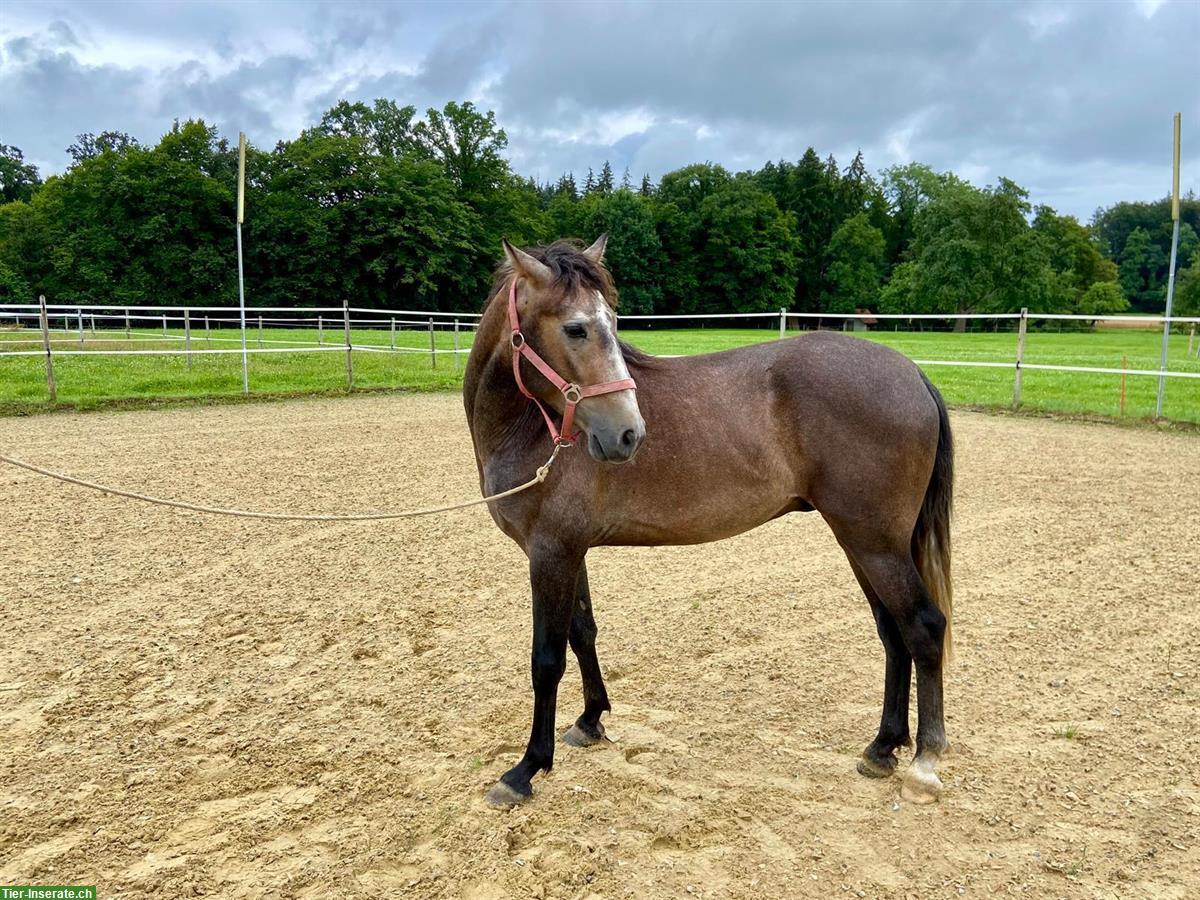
(1, 0), (1196, 219)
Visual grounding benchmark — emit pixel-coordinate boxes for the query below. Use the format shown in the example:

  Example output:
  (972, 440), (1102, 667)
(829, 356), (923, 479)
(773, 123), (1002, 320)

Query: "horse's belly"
(598, 485), (801, 547)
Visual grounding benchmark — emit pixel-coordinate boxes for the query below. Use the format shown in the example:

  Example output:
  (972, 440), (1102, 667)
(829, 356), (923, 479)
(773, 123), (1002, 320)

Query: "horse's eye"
(563, 323), (588, 340)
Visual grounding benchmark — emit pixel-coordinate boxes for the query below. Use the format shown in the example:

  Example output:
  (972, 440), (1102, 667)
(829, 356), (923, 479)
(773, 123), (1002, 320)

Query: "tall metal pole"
(1156, 113), (1182, 419)
(184, 308), (192, 371)
(38, 295), (56, 402)
(343, 296), (354, 389)
(236, 131), (249, 394)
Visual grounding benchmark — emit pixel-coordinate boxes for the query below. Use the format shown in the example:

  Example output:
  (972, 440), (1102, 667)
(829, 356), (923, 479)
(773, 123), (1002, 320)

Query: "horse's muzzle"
(587, 421), (645, 464)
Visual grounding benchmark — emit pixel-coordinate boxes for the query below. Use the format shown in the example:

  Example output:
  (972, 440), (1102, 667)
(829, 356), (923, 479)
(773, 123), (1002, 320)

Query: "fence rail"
(2, 300), (1198, 418)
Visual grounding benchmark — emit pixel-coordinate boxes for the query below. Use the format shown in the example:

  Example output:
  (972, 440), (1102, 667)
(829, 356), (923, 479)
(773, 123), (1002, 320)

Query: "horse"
(463, 237), (953, 807)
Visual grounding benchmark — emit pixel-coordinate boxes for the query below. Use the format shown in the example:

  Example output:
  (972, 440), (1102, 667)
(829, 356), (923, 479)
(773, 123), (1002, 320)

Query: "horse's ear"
(582, 233), (608, 264)
(502, 239), (552, 286)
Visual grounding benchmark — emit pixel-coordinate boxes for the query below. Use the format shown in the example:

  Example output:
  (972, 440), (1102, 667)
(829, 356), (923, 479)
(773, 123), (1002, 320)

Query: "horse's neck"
(464, 294), (536, 459)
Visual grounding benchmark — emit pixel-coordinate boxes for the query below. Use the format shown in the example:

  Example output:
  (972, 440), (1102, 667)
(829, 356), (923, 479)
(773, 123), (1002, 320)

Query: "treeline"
(2, 98), (1198, 319)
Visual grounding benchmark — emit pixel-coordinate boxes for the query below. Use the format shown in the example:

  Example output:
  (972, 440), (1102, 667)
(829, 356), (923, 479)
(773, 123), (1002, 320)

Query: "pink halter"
(507, 277), (637, 447)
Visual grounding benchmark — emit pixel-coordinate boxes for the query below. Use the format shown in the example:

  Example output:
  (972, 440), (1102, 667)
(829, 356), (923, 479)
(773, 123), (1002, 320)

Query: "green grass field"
(1, 323), (1198, 424)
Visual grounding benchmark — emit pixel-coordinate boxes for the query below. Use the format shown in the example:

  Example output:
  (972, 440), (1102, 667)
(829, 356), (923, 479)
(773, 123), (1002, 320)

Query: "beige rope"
(0, 443), (562, 522)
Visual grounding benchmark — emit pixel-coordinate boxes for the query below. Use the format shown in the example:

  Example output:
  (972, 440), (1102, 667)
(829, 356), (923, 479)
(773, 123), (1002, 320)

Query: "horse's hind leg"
(853, 548), (947, 804)
(844, 552), (913, 779)
(561, 561), (612, 747)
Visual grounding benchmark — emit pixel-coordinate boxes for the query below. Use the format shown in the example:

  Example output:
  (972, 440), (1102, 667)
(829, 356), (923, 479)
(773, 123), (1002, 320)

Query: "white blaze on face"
(588, 291), (642, 428)
(593, 291), (632, 384)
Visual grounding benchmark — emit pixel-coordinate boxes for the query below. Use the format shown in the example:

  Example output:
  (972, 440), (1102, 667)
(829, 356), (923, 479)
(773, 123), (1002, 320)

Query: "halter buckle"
(511, 331), (525, 350)
(563, 384), (582, 404)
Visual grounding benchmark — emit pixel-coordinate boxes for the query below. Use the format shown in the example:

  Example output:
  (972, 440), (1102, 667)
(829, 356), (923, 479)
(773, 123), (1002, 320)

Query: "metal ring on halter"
(511, 332), (525, 349)
(563, 384), (582, 404)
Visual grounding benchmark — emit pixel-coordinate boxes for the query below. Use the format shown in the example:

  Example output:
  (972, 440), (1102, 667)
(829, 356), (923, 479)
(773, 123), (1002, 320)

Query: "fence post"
(429, 318), (436, 370)
(77, 308), (84, 349)
(391, 317), (396, 351)
(453, 319), (460, 370)
(39, 295), (56, 403)
(318, 315), (324, 346)
(162, 314), (167, 337)
(184, 308), (192, 371)
(343, 297), (353, 390)
(1189, 323), (1195, 356)
(1012, 307), (1028, 410)
(779, 308), (786, 339)
(1120, 355), (1127, 416)
(125, 311), (131, 341)
(205, 315), (210, 345)
(258, 315), (263, 348)
(90, 313), (96, 334)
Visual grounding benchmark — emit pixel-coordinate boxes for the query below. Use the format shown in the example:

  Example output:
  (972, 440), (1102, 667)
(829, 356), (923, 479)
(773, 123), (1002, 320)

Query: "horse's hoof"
(561, 722), (607, 748)
(857, 753), (897, 779)
(485, 780), (530, 808)
(899, 760), (943, 805)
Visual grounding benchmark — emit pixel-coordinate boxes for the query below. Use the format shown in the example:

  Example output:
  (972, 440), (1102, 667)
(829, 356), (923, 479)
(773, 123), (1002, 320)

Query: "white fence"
(2, 300), (1199, 416)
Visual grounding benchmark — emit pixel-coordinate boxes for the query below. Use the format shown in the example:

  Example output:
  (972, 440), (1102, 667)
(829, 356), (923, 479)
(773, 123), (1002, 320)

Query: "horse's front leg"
(561, 560), (612, 747)
(486, 538), (584, 807)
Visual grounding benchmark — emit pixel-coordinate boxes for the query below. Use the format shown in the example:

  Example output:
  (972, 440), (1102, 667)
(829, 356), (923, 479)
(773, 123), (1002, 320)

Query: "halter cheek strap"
(507, 276), (637, 447)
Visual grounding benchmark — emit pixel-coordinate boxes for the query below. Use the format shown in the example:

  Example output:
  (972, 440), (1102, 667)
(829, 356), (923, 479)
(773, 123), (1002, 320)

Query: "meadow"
(1, 322), (1197, 423)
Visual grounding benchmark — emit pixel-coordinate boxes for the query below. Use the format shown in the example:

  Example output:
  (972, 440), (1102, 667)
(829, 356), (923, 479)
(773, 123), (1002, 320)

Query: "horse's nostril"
(621, 429), (637, 448)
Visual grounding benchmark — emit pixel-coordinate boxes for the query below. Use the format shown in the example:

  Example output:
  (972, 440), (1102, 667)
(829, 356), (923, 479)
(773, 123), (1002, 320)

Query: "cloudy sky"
(2, 0), (1197, 219)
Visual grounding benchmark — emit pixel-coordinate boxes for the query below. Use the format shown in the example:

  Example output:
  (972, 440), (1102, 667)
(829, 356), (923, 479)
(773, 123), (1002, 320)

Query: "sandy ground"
(1, 394), (1198, 900)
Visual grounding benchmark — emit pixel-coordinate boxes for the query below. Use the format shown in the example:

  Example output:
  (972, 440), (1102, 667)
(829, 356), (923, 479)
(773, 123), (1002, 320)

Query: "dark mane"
(486, 240), (618, 310)
(619, 338), (660, 367)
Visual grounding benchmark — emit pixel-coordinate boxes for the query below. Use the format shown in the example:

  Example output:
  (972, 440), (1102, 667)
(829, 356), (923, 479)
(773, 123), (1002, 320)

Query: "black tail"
(912, 372), (954, 661)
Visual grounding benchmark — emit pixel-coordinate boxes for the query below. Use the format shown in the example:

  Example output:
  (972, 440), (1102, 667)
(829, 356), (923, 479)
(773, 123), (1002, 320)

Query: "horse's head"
(501, 236), (646, 463)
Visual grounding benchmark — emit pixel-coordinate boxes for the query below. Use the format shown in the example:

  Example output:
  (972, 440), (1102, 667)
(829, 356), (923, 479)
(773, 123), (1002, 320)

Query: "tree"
(583, 168), (595, 194)
(620, 167), (633, 192)
(66, 131), (140, 164)
(695, 178), (798, 314)
(1119, 226), (1166, 311)
(1173, 247), (1200, 317)
(822, 213), (886, 313)
(880, 162), (962, 268)
(555, 172), (578, 201)
(878, 261), (918, 314)
(1076, 282), (1129, 316)
(1032, 205), (1118, 305)
(596, 160), (615, 196)
(639, 173), (654, 197)
(654, 163), (733, 313)
(314, 98), (418, 158)
(571, 192), (665, 314)
(0, 258), (31, 301)
(900, 176), (1059, 322)
(0, 145), (41, 203)
(414, 101), (508, 200)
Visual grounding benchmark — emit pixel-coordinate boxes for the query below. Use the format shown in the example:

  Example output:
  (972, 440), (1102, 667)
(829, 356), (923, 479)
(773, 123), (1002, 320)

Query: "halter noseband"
(507, 276), (637, 447)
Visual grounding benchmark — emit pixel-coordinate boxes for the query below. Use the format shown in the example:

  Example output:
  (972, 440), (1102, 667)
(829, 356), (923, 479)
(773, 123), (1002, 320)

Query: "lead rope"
(0, 443), (563, 523)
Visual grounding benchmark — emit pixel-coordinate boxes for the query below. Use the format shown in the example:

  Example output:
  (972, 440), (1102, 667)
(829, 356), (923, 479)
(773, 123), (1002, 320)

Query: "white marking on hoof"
(560, 722), (607, 748)
(900, 757), (943, 804)
(485, 781), (529, 808)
